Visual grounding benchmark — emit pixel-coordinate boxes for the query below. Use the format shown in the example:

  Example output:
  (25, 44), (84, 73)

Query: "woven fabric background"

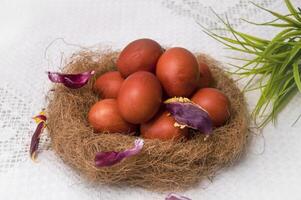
(0, 0), (301, 199)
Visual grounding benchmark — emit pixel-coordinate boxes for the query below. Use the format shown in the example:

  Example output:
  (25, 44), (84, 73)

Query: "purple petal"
(33, 114), (47, 122)
(48, 71), (95, 89)
(165, 193), (191, 200)
(30, 112), (47, 161)
(95, 139), (144, 167)
(30, 122), (45, 161)
(165, 101), (212, 134)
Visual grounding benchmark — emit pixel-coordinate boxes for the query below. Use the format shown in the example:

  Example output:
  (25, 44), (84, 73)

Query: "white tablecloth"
(1, 0), (301, 199)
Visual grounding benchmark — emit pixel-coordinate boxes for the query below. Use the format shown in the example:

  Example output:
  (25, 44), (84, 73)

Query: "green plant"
(201, 0), (301, 127)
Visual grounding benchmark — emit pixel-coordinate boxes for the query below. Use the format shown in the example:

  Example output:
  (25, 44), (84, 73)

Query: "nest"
(46, 50), (249, 191)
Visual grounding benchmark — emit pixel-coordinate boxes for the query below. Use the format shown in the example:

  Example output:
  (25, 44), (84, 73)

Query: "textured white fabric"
(1, 0), (301, 199)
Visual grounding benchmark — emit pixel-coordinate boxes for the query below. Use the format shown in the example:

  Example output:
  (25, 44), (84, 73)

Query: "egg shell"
(94, 71), (124, 99)
(117, 38), (163, 77)
(156, 47), (199, 97)
(88, 99), (137, 133)
(191, 88), (230, 127)
(117, 71), (162, 124)
(141, 110), (188, 141)
(198, 61), (213, 88)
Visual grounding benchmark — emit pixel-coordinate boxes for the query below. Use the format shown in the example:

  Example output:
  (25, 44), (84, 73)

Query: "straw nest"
(46, 49), (249, 192)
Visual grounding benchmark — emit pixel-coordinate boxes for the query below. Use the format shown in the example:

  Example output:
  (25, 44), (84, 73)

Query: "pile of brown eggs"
(88, 38), (230, 140)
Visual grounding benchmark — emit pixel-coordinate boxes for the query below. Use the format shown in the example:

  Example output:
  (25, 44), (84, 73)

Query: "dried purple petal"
(30, 112), (47, 161)
(95, 139), (144, 167)
(33, 114), (47, 122)
(47, 70), (95, 89)
(165, 193), (191, 200)
(165, 97), (212, 134)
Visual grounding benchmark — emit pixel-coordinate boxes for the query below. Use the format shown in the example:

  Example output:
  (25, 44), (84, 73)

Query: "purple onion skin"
(34, 114), (47, 121)
(47, 71), (95, 89)
(95, 139), (144, 167)
(165, 102), (212, 134)
(30, 112), (47, 161)
(95, 151), (123, 167)
(165, 193), (192, 200)
(29, 110), (47, 161)
(30, 122), (45, 160)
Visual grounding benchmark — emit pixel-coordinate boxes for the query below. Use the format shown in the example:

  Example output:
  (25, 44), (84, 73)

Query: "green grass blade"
(285, 0), (301, 22)
(241, 13), (297, 26)
(279, 75), (294, 95)
(242, 18), (294, 27)
(293, 60), (301, 91)
(201, 30), (260, 55)
(251, 2), (301, 27)
(210, 9), (254, 52)
(270, 84), (298, 123)
(279, 44), (301, 73)
(234, 31), (269, 44)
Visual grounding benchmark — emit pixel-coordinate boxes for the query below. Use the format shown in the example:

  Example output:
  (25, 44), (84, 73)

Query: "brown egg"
(88, 99), (136, 133)
(94, 71), (124, 99)
(191, 88), (230, 127)
(198, 62), (213, 88)
(141, 111), (187, 141)
(156, 47), (199, 97)
(117, 38), (164, 77)
(117, 71), (162, 124)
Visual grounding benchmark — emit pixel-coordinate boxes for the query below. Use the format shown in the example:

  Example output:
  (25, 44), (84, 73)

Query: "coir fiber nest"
(46, 49), (249, 192)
